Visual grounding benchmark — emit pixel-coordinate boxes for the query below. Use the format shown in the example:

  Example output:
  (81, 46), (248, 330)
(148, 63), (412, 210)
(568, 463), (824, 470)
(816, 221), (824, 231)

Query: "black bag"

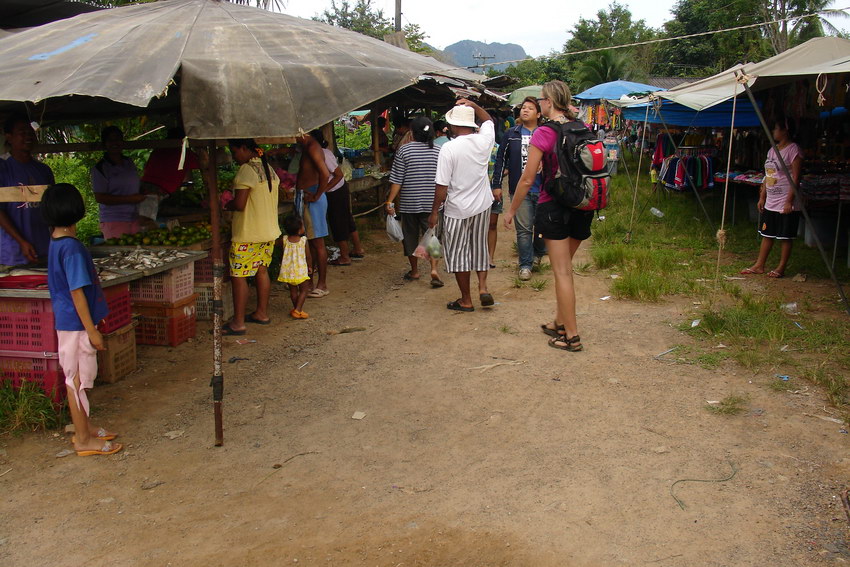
(540, 121), (610, 211)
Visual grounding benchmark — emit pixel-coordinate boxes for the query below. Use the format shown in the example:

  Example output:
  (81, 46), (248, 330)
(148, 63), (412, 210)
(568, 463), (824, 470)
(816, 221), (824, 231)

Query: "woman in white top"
(312, 130), (365, 266)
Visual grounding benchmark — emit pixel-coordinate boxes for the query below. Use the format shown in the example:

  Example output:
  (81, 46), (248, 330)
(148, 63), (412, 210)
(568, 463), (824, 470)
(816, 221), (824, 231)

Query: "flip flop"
(308, 288), (329, 298)
(246, 313), (271, 325)
(740, 267), (763, 275)
(403, 271), (420, 281)
(221, 323), (246, 336)
(72, 430), (118, 443)
(479, 293), (495, 307)
(447, 299), (474, 312)
(328, 258), (352, 266)
(767, 270), (784, 278)
(76, 441), (123, 457)
(430, 278), (445, 288)
(351, 253), (365, 260)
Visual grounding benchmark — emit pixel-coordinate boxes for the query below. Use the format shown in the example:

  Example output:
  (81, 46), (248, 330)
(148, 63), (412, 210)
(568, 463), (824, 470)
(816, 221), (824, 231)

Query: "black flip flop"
(479, 293), (494, 307)
(221, 324), (247, 336)
(246, 314), (271, 325)
(447, 299), (474, 312)
(403, 271), (420, 281)
(430, 278), (445, 288)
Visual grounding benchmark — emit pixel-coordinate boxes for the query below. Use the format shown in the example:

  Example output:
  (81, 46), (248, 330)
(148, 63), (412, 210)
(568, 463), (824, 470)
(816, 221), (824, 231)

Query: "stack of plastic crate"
(0, 283), (136, 399)
(131, 263), (197, 346)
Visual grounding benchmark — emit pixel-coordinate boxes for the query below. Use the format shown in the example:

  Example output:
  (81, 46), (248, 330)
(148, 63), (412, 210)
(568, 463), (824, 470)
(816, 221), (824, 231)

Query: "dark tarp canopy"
(0, 0), (482, 138)
(0, 0), (102, 29)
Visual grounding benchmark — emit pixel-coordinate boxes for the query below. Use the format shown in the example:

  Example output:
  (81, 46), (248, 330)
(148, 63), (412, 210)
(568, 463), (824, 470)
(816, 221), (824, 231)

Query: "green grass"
(0, 380), (65, 433)
(705, 394), (749, 415)
(529, 278), (548, 291)
(498, 324), (517, 334)
(768, 377), (796, 392)
(533, 261), (552, 274)
(802, 365), (848, 407)
(511, 277), (527, 289)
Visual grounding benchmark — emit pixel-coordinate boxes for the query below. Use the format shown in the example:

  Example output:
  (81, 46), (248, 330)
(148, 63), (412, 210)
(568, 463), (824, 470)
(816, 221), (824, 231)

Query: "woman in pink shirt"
(504, 80), (591, 352)
(741, 118), (803, 278)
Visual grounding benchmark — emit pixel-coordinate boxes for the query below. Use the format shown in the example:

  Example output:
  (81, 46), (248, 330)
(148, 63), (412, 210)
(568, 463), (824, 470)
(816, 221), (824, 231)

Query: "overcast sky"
(282, 0), (849, 58)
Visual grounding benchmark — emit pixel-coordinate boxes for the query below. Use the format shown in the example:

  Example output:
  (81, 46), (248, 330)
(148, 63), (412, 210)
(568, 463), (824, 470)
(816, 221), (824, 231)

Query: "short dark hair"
(433, 119), (448, 133)
(309, 129), (329, 149)
(411, 116), (435, 148)
(3, 113), (29, 135)
(100, 125), (123, 146)
(283, 213), (303, 237)
(521, 96), (542, 115)
(41, 183), (86, 227)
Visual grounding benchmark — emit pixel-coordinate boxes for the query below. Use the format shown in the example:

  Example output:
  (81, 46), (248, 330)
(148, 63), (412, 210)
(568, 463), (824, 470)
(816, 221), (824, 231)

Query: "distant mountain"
(443, 40), (527, 73)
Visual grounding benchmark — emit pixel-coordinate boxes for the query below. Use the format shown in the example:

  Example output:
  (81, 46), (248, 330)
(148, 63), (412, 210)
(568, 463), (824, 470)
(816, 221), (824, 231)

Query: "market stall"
(0, 0), (493, 445)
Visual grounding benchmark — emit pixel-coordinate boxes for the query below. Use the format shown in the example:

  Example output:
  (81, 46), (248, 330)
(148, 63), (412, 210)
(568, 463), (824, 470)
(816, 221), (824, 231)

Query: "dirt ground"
(1, 220), (849, 567)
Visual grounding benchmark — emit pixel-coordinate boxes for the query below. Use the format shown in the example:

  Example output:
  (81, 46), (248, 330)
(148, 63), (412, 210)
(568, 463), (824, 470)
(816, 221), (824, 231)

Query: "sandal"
(403, 271), (420, 281)
(76, 441), (123, 457)
(540, 322), (565, 338)
(307, 288), (329, 298)
(447, 299), (474, 312)
(548, 334), (583, 352)
(246, 313), (271, 325)
(479, 293), (494, 307)
(430, 278), (445, 288)
(740, 267), (763, 275)
(221, 323), (246, 336)
(328, 258), (352, 266)
(767, 270), (784, 278)
(351, 253), (365, 260)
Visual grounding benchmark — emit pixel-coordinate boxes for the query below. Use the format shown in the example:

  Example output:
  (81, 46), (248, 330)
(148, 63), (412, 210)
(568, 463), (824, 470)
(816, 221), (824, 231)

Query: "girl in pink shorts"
(43, 183), (122, 456)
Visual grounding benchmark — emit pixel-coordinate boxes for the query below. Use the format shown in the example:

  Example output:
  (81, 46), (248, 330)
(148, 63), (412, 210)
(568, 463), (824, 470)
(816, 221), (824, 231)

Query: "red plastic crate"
(194, 242), (231, 283)
(99, 283), (132, 334)
(133, 293), (198, 319)
(0, 297), (57, 351)
(135, 308), (197, 347)
(130, 262), (194, 303)
(0, 350), (64, 403)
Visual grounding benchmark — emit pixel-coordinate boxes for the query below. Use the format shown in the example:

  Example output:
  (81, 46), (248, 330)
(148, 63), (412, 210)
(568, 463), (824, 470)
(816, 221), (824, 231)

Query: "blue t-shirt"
(0, 156), (55, 265)
(47, 237), (108, 331)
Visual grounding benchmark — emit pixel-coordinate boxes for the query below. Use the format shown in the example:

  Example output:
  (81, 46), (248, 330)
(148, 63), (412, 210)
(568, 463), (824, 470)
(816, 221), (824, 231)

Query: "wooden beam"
(0, 185), (47, 202)
(33, 137), (298, 155)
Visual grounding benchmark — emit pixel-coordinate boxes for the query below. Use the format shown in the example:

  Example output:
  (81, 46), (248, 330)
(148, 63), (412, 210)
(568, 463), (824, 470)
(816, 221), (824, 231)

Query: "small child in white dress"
(277, 214), (310, 319)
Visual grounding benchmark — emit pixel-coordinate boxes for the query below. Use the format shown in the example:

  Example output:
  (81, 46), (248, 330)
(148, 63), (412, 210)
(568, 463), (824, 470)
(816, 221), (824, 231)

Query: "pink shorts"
(100, 220), (141, 239)
(57, 330), (98, 416)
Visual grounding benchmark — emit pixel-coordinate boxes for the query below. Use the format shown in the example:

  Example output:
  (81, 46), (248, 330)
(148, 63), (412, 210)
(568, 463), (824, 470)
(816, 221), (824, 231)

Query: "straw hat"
(445, 105), (478, 129)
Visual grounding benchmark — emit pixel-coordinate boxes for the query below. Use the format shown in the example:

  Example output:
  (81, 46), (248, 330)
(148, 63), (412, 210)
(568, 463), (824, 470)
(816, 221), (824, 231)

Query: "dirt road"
(1, 225), (848, 566)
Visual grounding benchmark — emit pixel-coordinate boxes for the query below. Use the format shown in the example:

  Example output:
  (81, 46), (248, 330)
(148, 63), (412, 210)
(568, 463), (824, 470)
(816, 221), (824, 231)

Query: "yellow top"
(231, 157), (281, 243)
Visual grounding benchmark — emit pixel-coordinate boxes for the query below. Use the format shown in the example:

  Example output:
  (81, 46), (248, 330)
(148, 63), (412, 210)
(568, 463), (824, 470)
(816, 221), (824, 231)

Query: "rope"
(670, 461), (738, 510)
(625, 104), (651, 243)
(461, 7), (850, 72)
(816, 73), (828, 106)
(714, 78), (740, 284)
(352, 202), (385, 218)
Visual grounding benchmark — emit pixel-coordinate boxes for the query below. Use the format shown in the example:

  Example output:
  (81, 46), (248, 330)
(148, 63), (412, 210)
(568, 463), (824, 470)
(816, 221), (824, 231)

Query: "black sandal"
(540, 322), (565, 338)
(548, 334), (582, 352)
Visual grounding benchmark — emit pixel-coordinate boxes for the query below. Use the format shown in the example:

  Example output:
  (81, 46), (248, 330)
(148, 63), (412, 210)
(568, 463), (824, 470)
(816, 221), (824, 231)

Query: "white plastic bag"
(413, 227), (441, 259)
(386, 215), (404, 242)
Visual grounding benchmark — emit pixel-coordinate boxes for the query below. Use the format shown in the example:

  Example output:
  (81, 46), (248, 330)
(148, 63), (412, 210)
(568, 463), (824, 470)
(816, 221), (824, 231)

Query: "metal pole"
(201, 140), (225, 445)
(394, 0), (401, 32)
(741, 80), (850, 316)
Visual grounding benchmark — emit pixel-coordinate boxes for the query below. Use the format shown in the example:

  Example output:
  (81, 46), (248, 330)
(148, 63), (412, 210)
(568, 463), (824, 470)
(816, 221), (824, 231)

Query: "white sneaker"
(519, 268), (532, 281)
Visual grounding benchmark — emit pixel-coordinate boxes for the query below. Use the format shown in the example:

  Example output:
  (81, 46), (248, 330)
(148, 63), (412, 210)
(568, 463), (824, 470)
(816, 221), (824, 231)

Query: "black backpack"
(540, 121), (610, 211)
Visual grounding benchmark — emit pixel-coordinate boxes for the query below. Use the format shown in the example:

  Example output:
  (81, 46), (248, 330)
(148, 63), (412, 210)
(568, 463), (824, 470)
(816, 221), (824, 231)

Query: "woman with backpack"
(503, 80), (592, 352)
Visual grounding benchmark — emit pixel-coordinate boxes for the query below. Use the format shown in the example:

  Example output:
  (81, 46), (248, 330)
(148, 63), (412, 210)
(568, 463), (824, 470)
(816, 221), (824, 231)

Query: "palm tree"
(574, 50), (640, 91)
(761, 0), (849, 54)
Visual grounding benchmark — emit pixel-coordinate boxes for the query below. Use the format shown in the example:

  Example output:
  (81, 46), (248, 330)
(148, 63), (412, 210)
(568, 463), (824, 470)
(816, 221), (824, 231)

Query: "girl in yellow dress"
(278, 214), (310, 319)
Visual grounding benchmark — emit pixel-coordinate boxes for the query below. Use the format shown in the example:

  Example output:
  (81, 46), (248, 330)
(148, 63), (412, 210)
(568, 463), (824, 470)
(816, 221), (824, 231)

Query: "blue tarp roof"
(574, 80), (664, 101)
(621, 99), (762, 127)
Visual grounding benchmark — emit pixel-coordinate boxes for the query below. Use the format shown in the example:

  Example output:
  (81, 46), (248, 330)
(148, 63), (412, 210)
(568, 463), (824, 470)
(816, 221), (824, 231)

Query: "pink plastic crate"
(130, 262), (194, 303)
(135, 309), (197, 347)
(99, 283), (132, 334)
(194, 243), (231, 283)
(0, 297), (57, 351)
(0, 350), (64, 403)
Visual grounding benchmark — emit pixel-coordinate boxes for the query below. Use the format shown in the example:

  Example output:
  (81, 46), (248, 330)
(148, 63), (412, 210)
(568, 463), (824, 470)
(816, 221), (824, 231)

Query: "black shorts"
(758, 209), (800, 240)
(535, 200), (594, 241)
(399, 212), (430, 257)
(325, 182), (357, 242)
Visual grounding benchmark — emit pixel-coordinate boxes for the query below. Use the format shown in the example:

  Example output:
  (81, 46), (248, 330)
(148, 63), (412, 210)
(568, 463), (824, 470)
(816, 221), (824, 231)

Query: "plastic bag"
(386, 215), (404, 242)
(413, 228), (441, 259)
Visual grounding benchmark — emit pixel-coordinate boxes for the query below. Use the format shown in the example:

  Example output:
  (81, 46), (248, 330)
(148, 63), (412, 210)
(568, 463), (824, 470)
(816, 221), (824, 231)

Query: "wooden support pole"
(200, 140), (225, 446)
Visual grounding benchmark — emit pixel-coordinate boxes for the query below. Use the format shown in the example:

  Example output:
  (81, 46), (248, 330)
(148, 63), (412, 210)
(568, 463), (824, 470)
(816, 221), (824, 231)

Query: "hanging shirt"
(764, 143), (802, 212)
(0, 156), (54, 265)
